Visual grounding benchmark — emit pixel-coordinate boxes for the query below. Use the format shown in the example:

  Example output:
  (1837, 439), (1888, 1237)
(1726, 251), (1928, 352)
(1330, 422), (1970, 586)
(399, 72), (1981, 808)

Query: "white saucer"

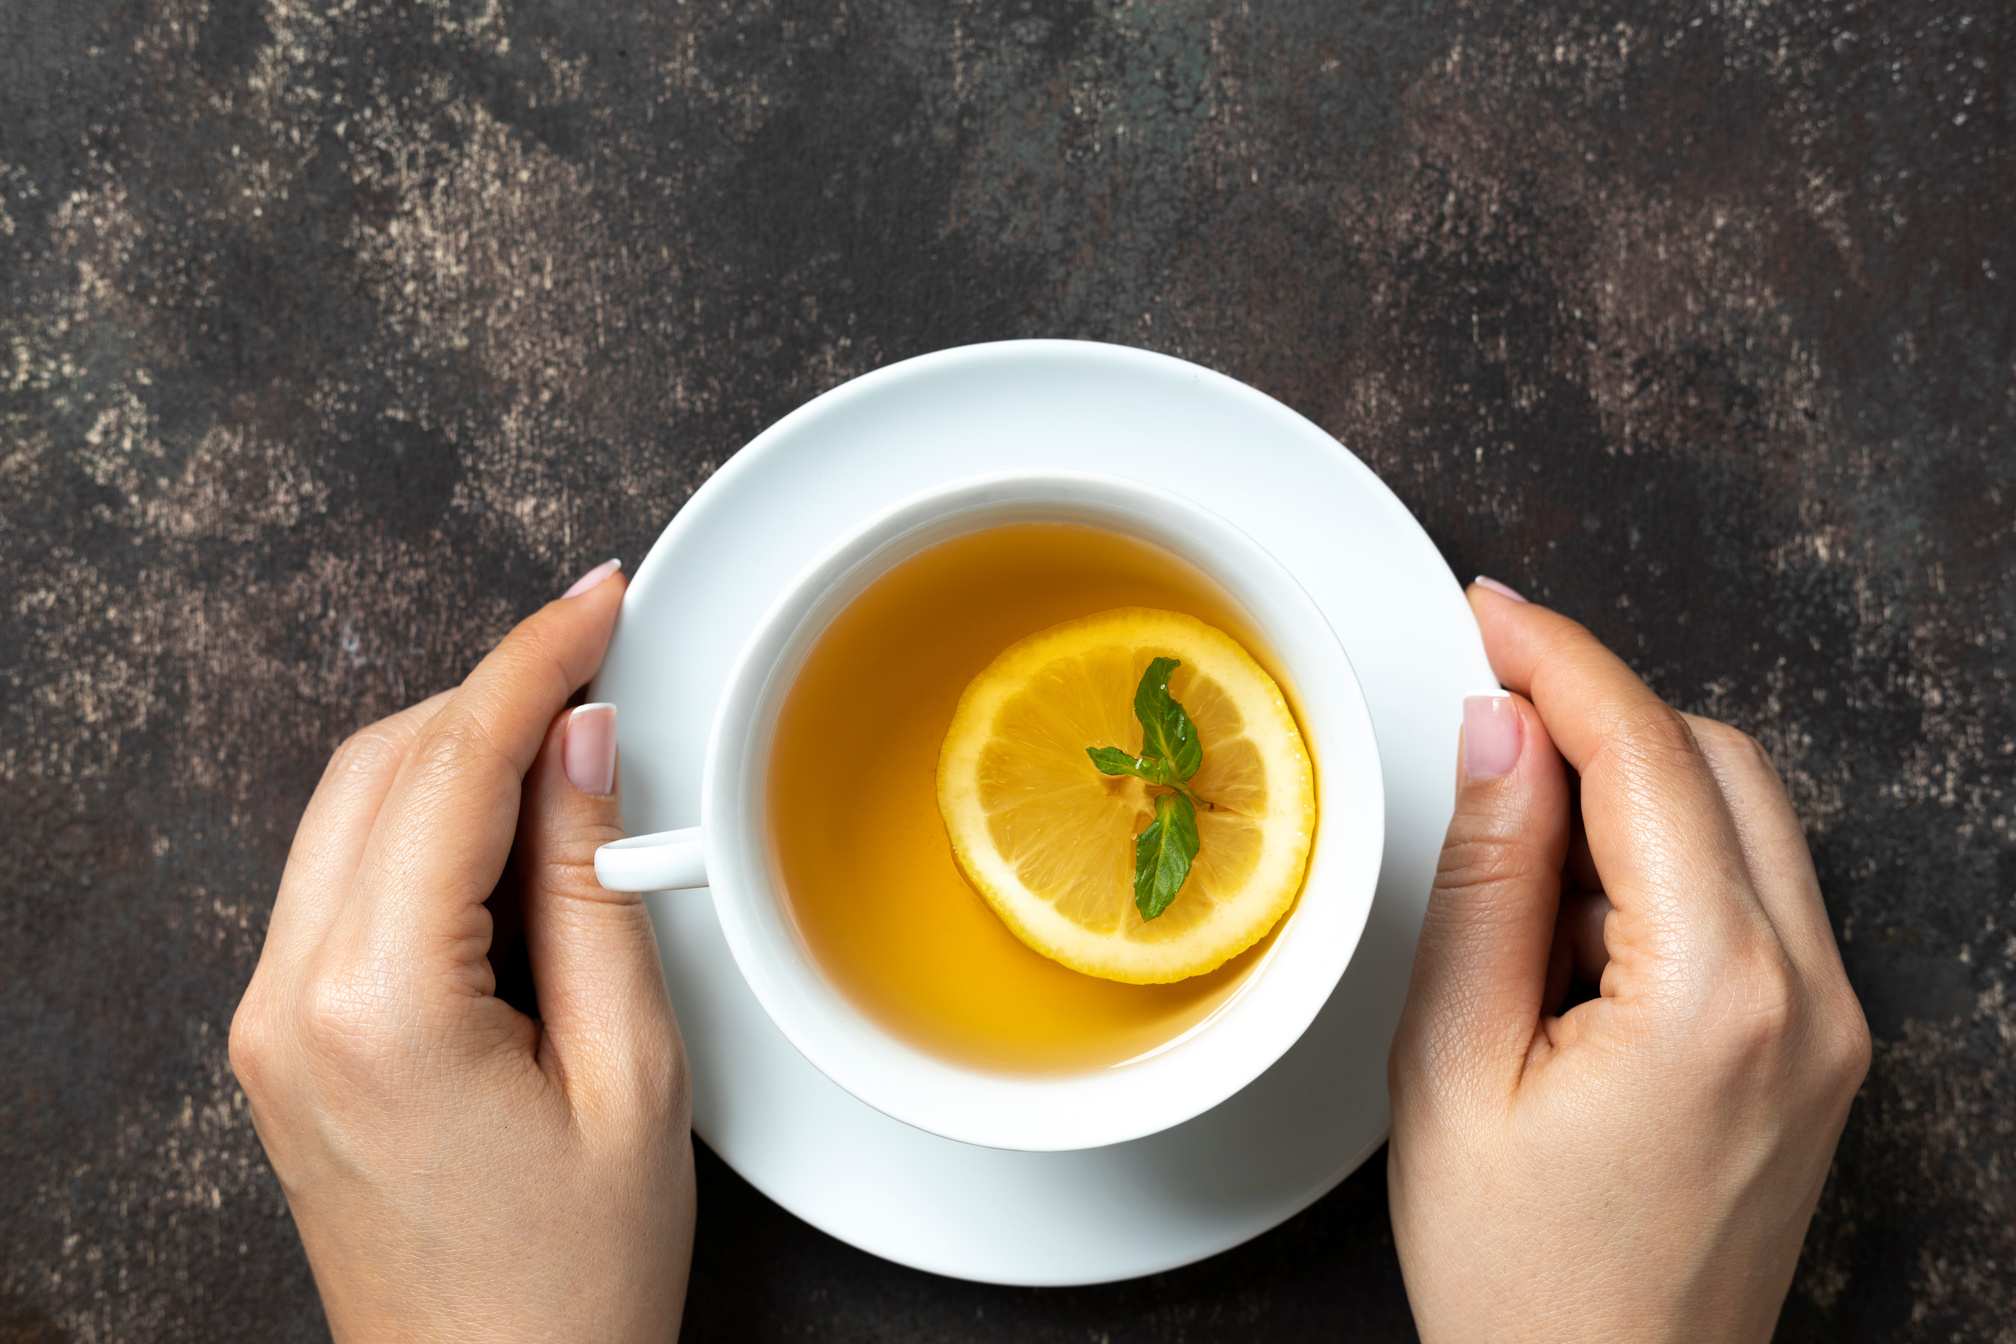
(592, 340), (1493, 1286)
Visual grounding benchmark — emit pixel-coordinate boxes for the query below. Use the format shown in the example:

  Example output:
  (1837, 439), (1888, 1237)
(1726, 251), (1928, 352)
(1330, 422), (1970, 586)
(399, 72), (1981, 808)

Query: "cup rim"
(699, 469), (1384, 1151)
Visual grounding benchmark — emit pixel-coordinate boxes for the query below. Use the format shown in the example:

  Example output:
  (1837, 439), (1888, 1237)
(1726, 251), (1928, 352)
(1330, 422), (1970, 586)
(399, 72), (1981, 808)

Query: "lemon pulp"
(937, 607), (1316, 984)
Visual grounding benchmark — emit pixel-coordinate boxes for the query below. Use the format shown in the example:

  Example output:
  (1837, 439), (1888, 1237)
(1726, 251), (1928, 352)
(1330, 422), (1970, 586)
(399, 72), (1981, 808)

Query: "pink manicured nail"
(562, 558), (622, 599)
(1463, 694), (1522, 783)
(565, 703), (617, 796)
(1473, 575), (1529, 603)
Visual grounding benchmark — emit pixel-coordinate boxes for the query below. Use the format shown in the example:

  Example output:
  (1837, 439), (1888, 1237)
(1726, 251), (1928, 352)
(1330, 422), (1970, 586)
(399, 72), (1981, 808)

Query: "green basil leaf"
(1133, 656), (1203, 782)
(1086, 746), (1175, 785)
(1134, 791), (1200, 922)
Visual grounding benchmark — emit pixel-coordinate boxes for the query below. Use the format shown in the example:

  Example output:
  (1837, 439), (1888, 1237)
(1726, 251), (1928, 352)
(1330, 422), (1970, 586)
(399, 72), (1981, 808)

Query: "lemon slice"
(937, 607), (1315, 984)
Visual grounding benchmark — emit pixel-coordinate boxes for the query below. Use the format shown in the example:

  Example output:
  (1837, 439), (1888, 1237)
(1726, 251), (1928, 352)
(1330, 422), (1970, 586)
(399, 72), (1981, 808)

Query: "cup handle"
(595, 827), (709, 892)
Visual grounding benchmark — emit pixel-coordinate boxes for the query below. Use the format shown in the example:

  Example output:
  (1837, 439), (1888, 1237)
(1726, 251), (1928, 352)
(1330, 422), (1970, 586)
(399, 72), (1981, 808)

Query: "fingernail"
(1473, 575), (1529, 603)
(565, 703), (617, 796)
(562, 558), (622, 599)
(1463, 693), (1522, 783)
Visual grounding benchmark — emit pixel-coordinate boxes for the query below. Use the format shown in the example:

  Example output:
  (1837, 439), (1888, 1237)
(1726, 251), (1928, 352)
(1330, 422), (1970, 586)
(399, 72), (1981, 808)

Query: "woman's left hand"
(229, 560), (694, 1342)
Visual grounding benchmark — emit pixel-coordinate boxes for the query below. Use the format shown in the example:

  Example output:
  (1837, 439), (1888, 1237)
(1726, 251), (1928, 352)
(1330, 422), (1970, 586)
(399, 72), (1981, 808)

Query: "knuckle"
(498, 616), (576, 700)
(326, 722), (403, 780)
(227, 992), (275, 1098)
(537, 832), (629, 900)
(1696, 717), (1784, 779)
(1603, 697), (1702, 776)
(301, 971), (397, 1074)
(1385, 1041), (1409, 1099)
(604, 964), (690, 1121)
(508, 614), (565, 668)
(652, 1035), (694, 1127)
(1688, 715), (1741, 753)
(1736, 953), (1799, 1037)
(1732, 727), (1775, 771)
(1699, 951), (1873, 1100)
(1698, 946), (1800, 1059)
(599, 1025), (692, 1142)
(1434, 830), (1557, 901)
(1526, 615), (1605, 682)
(543, 836), (607, 886)
(412, 712), (506, 780)
(1828, 995), (1874, 1089)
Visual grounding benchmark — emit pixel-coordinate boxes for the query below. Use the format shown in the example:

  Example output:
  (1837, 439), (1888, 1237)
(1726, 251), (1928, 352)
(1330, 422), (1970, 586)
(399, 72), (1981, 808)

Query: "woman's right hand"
(1388, 582), (1870, 1342)
(230, 562), (693, 1342)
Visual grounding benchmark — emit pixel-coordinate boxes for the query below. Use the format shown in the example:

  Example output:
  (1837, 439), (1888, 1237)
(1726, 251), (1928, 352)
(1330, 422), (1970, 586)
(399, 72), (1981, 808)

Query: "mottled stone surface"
(2, 0), (2010, 1338)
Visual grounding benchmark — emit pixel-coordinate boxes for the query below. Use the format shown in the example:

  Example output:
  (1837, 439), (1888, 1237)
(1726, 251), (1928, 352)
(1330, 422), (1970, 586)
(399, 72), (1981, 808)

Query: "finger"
(1468, 585), (1775, 979)
(518, 704), (681, 1111)
(262, 691), (453, 967)
(1394, 692), (1570, 1097)
(340, 562), (626, 986)
(1682, 714), (1846, 979)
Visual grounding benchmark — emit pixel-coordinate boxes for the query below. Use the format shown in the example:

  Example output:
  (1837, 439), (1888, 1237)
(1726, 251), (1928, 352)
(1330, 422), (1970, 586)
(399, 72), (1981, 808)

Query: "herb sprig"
(1086, 657), (1210, 921)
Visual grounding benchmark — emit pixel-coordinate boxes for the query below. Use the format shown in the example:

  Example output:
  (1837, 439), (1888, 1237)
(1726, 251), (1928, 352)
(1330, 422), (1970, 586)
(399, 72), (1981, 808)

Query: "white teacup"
(595, 470), (1383, 1152)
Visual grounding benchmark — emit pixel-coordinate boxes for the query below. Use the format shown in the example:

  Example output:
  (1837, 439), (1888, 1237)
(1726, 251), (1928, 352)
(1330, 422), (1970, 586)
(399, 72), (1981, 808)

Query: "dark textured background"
(3, 0), (2011, 1339)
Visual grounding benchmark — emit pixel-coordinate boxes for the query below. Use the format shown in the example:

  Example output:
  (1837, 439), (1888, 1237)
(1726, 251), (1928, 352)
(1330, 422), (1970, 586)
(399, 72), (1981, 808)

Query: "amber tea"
(767, 522), (1304, 1073)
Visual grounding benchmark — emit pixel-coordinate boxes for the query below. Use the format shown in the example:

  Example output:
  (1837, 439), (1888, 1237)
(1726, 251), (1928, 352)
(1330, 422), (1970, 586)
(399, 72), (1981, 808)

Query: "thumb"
(1392, 692), (1569, 1104)
(516, 703), (682, 1113)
